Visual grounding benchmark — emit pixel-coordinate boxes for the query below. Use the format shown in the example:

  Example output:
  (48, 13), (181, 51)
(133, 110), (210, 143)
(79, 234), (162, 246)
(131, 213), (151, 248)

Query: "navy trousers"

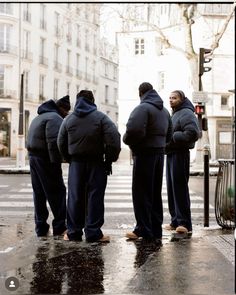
(67, 161), (107, 241)
(29, 156), (66, 236)
(166, 151), (192, 231)
(132, 153), (164, 239)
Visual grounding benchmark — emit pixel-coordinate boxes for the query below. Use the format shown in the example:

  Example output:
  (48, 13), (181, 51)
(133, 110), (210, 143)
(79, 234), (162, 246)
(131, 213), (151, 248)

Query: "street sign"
(192, 91), (208, 103)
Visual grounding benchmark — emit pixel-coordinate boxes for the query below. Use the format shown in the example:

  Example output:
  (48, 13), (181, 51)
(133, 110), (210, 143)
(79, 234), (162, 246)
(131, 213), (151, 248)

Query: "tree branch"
(211, 2), (236, 52)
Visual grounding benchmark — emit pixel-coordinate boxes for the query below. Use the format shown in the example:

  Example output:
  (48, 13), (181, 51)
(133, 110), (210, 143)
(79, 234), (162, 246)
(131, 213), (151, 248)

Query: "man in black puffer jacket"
(57, 90), (121, 243)
(123, 82), (172, 243)
(165, 90), (200, 235)
(27, 96), (70, 237)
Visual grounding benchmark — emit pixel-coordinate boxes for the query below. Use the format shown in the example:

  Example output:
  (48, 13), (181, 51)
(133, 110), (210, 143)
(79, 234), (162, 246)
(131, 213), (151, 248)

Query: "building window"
(54, 44), (61, 71)
(135, 38), (144, 55)
(23, 3), (31, 23)
(203, 4), (231, 15)
(0, 3), (12, 14)
(0, 65), (4, 95)
(114, 88), (118, 103)
(105, 85), (109, 103)
(24, 71), (29, 99)
(54, 79), (58, 99)
(113, 66), (117, 80)
(66, 49), (72, 74)
(23, 30), (30, 59)
(76, 24), (80, 47)
(66, 22), (72, 43)
(39, 75), (45, 101)
(85, 30), (89, 51)
(40, 4), (47, 30)
(0, 24), (11, 52)
(104, 62), (108, 77)
(158, 71), (165, 91)
(54, 12), (60, 36)
(221, 94), (230, 109)
(92, 61), (96, 83)
(93, 34), (97, 54)
(40, 37), (45, 57)
(39, 37), (47, 65)
(76, 53), (80, 77)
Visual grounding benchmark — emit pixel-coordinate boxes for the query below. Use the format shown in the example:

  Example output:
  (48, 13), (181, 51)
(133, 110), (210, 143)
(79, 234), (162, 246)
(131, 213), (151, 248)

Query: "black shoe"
(154, 238), (163, 247)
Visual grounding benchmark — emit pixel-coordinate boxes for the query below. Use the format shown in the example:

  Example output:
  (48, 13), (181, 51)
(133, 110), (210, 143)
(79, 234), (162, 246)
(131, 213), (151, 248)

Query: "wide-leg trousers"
(29, 155), (66, 236)
(166, 151), (192, 231)
(132, 153), (164, 239)
(67, 161), (107, 241)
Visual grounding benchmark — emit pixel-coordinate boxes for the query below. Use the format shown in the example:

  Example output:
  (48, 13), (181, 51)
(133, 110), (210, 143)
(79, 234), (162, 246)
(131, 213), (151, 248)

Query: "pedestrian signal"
(195, 104), (205, 115)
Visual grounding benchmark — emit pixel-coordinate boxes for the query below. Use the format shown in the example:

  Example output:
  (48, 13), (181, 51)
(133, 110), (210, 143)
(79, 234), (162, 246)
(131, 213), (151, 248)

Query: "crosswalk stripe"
(1, 194), (208, 202)
(0, 174), (217, 224)
(0, 200), (214, 209)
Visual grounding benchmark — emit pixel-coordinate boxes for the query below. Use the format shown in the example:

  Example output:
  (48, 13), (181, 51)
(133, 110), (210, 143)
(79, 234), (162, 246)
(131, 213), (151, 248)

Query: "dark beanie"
(56, 95), (71, 111)
(139, 82), (153, 96)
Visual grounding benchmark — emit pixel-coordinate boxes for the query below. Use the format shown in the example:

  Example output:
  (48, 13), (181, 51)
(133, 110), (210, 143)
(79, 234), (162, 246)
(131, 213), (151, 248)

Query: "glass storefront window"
(0, 110), (10, 157)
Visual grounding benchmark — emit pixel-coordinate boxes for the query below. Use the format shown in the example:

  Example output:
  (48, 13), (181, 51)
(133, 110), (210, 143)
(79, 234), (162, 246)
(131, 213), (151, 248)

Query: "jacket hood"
(74, 97), (97, 117)
(37, 99), (59, 115)
(173, 97), (195, 113)
(141, 89), (163, 110)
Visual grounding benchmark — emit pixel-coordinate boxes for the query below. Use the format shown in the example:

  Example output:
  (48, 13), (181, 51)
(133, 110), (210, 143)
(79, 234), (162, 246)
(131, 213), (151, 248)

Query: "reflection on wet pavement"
(30, 243), (104, 294)
(133, 239), (162, 268)
(0, 236), (163, 294)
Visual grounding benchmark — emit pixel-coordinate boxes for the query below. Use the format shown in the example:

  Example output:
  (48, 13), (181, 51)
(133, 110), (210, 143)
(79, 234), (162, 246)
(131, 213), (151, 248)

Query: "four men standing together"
(27, 83), (200, 243)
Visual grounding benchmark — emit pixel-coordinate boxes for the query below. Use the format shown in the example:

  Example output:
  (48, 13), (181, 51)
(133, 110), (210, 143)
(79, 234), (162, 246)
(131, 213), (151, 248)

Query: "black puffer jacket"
(123, 89), (172, 155)
(165, 97), (200, 153)
(27, 99), (63, 163)
(57, 97), (121, 163)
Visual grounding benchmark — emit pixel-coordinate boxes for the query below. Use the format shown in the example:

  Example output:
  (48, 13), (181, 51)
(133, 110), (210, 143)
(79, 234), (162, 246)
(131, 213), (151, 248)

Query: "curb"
(0, 168), (218, 176)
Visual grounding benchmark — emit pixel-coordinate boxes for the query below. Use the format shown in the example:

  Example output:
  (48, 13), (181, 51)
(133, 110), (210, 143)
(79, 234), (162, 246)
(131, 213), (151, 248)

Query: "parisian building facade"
(117, 3), (234, 161)
(0, 3), (119, 157)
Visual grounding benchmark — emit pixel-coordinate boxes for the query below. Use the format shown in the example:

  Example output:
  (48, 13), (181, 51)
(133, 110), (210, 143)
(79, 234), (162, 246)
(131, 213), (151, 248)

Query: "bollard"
(203, 144), (210, 227)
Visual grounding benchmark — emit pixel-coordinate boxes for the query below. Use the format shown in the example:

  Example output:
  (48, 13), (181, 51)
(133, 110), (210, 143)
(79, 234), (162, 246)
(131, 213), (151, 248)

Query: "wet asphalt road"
(0, 170), (234, 294)
(0, 231), (234, 295)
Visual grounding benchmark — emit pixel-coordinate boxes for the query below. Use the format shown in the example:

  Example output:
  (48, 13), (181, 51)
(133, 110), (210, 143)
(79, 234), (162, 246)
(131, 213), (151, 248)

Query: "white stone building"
(0, 3), (118, 158)
(117, 3), (234, 161)
(99, 39), (119, 126)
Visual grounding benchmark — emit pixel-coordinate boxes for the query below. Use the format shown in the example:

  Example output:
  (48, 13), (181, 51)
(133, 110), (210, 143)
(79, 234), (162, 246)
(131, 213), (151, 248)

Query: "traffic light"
(199, 48), (212, 76)
(195, 104), (205, 115)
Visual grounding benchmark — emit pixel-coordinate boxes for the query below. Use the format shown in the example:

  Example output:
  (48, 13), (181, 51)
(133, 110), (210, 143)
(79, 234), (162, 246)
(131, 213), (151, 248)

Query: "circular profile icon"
(5, 277), (19, 291)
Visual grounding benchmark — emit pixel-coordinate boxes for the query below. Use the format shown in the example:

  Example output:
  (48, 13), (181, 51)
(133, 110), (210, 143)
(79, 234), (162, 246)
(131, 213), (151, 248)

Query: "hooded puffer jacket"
(165, 97), (200, 153)
(27, 99), (63, 162)
(123, 89), (172, 155)
(57, 96), (121, 163)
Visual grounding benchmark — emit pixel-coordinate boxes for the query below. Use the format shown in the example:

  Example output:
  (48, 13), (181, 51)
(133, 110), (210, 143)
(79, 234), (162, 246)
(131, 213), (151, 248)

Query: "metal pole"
(16, 3), (25, 168)
(18, 73), (24, 135)
(203, 144), (210, 227)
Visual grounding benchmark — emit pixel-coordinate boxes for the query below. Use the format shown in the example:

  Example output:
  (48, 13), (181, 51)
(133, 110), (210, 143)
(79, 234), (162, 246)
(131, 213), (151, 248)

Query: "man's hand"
(105, 161), (112, 175)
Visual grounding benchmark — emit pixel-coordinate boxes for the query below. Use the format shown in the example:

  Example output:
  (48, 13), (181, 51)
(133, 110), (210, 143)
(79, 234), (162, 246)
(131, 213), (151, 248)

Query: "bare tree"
(102, 3), (235, 91)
